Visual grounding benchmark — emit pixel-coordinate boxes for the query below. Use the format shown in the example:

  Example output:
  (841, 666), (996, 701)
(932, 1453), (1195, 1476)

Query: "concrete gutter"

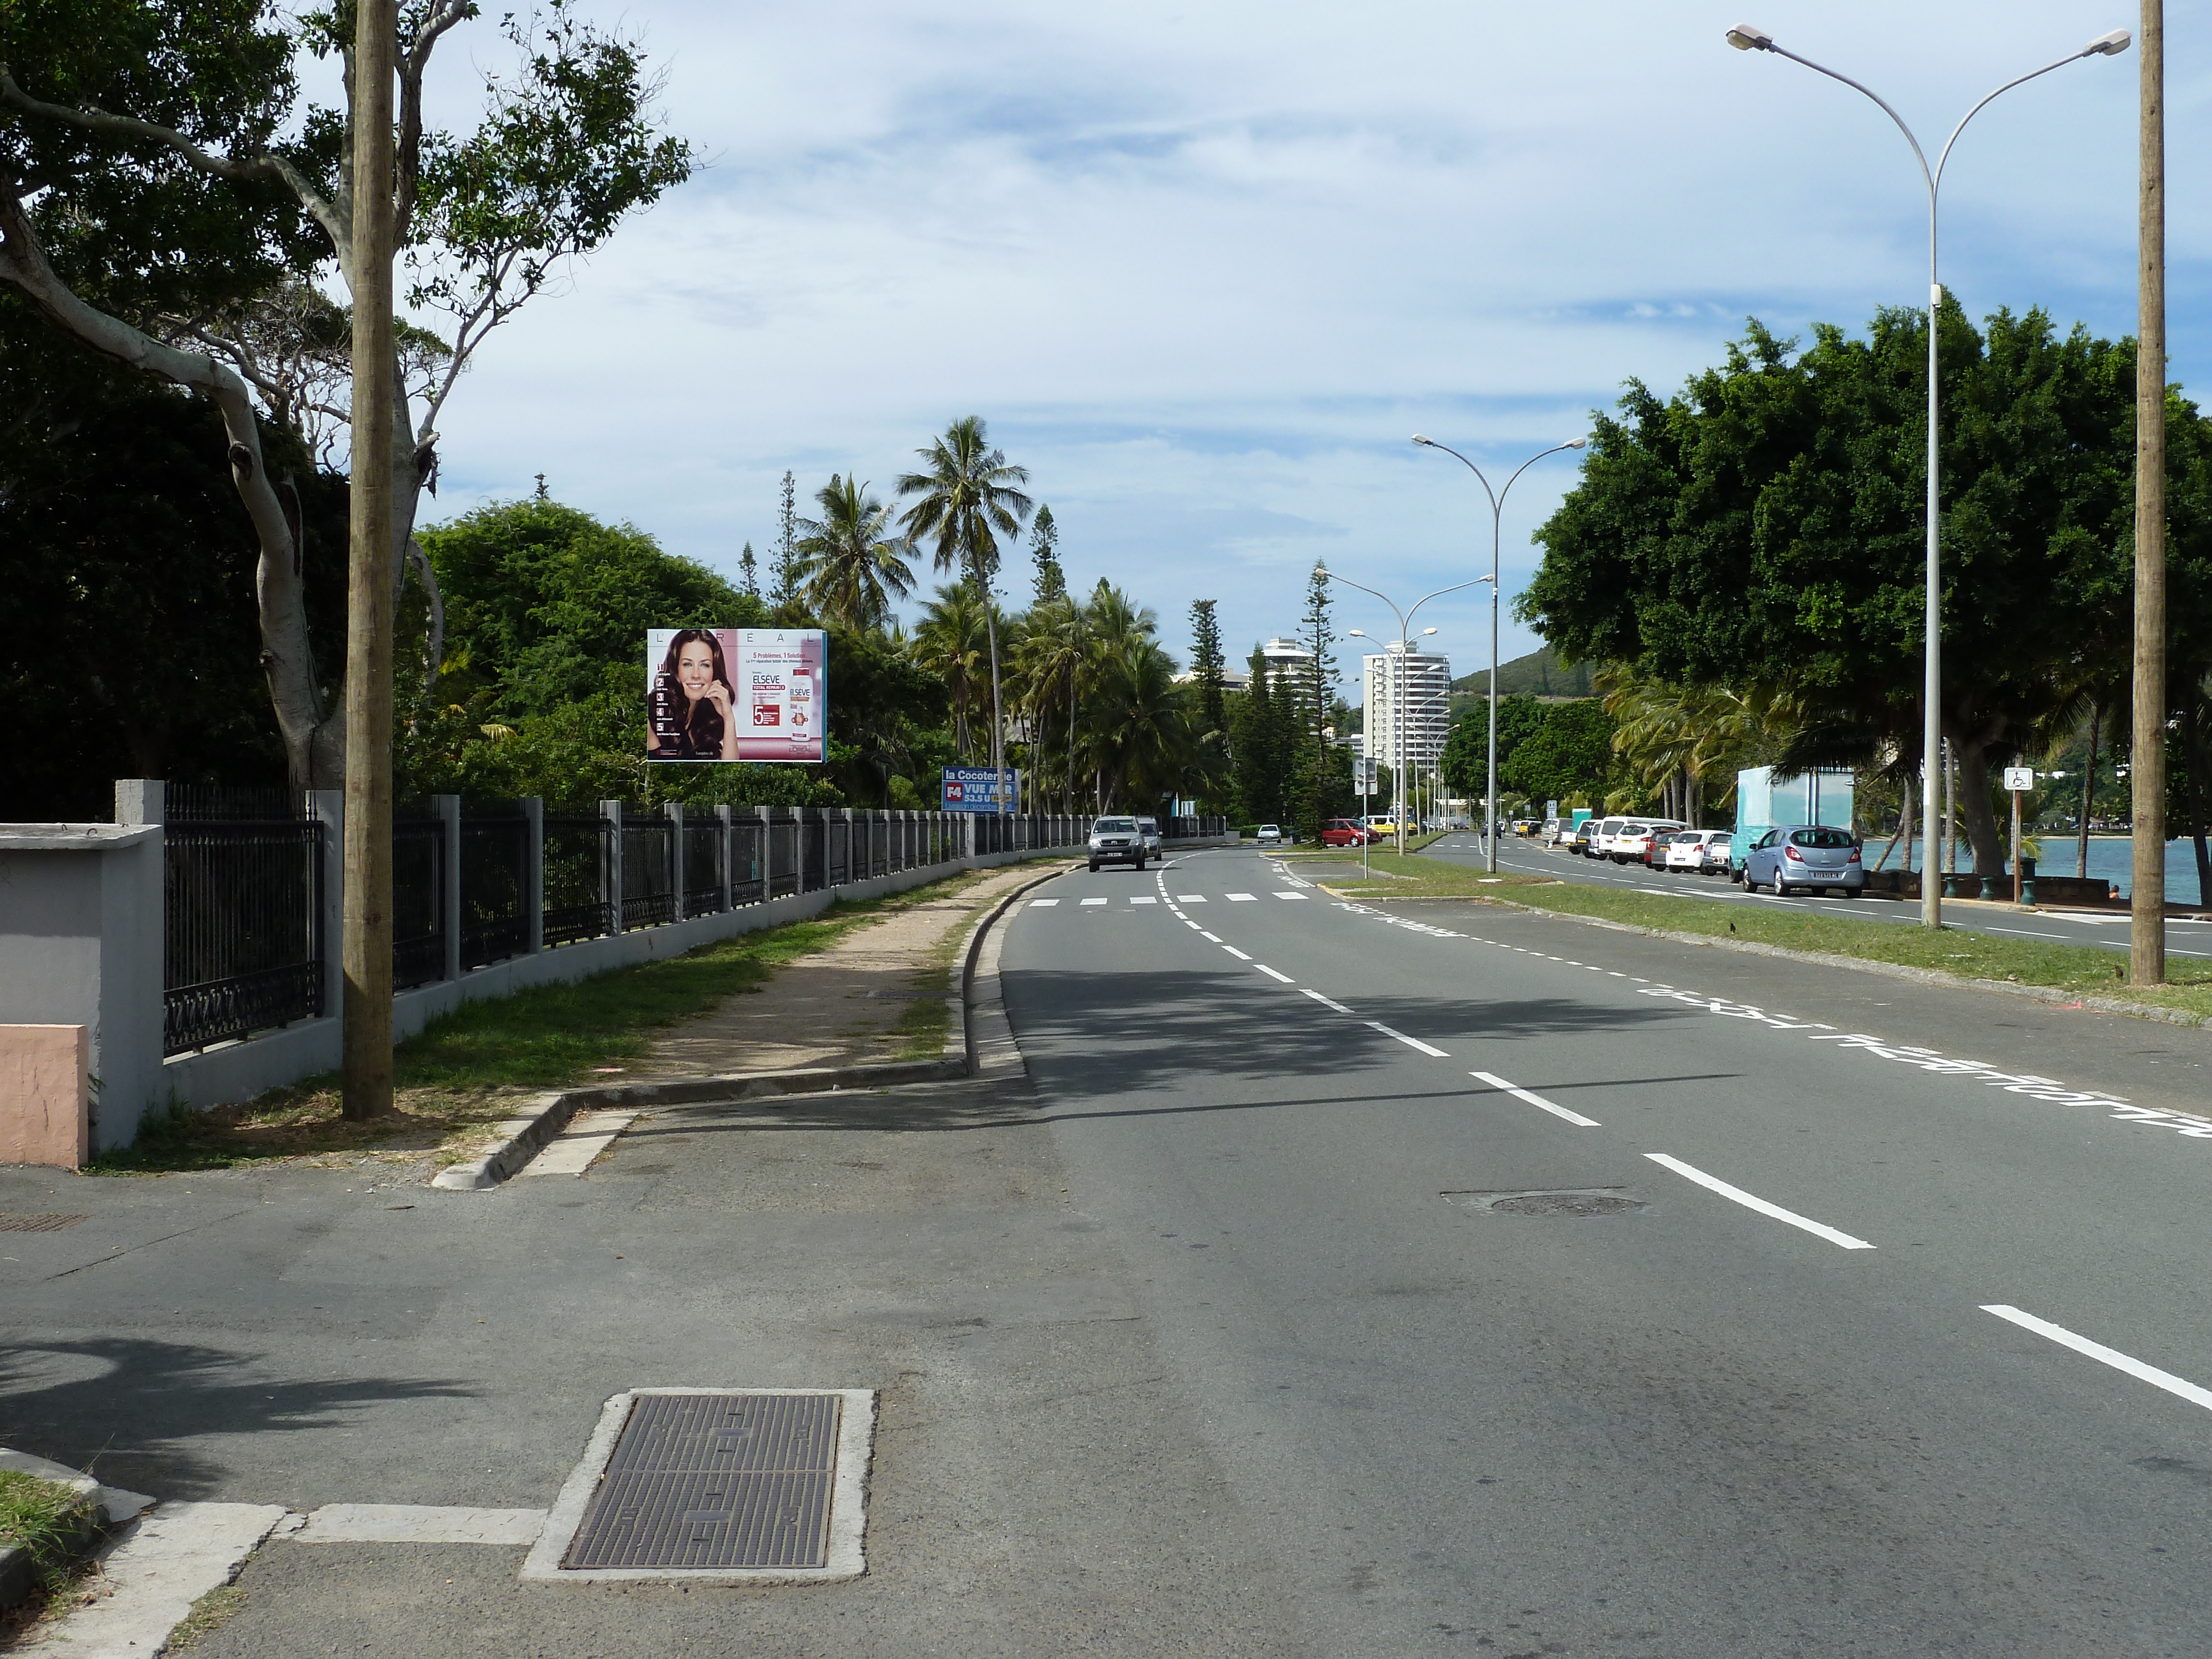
(1321, 885), (2212, 1033)
(432, 858), (1077, 1190)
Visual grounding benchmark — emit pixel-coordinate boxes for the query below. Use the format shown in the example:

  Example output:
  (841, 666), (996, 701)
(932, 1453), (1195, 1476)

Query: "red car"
(1321, 818), (1378, 847)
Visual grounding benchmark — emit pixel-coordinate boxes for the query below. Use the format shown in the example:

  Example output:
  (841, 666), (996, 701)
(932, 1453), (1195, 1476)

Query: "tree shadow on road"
(0, 1337), (476, 1500)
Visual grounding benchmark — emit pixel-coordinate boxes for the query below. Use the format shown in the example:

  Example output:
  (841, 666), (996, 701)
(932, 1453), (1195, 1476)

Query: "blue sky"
(406, 1), (2208, 708)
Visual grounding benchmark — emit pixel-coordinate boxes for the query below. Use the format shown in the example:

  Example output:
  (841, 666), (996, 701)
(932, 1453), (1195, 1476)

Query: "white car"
(1255, 823), (1284, 846)
(1665, 830), (1733, 874)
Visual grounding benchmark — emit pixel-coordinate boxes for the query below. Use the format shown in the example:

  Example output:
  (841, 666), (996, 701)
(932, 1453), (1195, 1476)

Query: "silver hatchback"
(1740, 825), (1864, 896)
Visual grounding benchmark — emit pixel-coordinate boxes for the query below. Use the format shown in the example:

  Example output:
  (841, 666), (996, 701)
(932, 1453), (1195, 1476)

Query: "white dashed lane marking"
(1367, 1021), (1448, 1058)
(1646, 1154), (1875, 1250)
(1302, 989), (1353, 1014)
(1177, 894), (1206, 902)
(1029, 898), (1060, 907)
(1472, 1070), (1600, 1128)
(1130, 896), (1157, 905)
(1079, 897), (1108, 907)
(1227, 893), (1258, 902)
(1255, 964), (1294, 983)
(1223, 945), (1253, 961)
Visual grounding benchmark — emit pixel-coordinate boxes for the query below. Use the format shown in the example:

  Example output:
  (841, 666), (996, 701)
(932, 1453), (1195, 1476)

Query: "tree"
(1, 0), (691, 790)
(1228, 643), (1291, 825)
(1523, 305), (2163, 876)
(1495, 701), (1617, 807)
(739, 540), (759, 598)
(912, 582), (992, 763)
(1029, 503), (1066, 605)
(773, 469), (799, 607)
(0, 315), (347, 818)
(1441, 695), (1548, 803)
(1187, 598), (1229, 808)
(896, 416), (1032, 795)
(791, 473), (914, 633)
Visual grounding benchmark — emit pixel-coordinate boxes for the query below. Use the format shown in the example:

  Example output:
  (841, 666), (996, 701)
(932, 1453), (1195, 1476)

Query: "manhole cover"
(1443, 1189), (1645, 1216)
(0, 1215), (86, 1232)
(524, 1388), (874, 1583)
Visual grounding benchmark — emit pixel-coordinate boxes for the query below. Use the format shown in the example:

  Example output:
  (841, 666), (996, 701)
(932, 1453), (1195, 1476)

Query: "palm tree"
(913, 582), (992, 761)
(896, 418), (1032, 802)
(1015, 593), (1091, 810)
(791, 474), (914, 632)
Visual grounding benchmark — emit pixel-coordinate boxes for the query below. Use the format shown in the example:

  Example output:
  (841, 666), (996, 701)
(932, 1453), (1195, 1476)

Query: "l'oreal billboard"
(646, 628), (827, 763)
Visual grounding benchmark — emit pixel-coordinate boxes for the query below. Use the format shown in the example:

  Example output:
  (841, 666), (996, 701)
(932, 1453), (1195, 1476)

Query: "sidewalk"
(632, 860), (1054, 1078)
(0, 846), (1310, 1658)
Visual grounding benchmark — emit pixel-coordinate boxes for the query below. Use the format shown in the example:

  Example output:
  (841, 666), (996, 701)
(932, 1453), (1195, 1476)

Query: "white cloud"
(403, 0), (2183, 699)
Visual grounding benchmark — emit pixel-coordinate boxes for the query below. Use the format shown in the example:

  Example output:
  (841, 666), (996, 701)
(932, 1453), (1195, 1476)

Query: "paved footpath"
(0, 855), (1323, 1658)
(637, 860), (1047, 1077)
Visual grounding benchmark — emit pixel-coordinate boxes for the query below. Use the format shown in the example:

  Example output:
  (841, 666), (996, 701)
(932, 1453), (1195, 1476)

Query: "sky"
(395, 1), (2211, 709)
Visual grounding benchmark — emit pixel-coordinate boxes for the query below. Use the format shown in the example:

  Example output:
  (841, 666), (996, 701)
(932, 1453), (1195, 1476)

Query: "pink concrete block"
(0, 1025), (89, 1170)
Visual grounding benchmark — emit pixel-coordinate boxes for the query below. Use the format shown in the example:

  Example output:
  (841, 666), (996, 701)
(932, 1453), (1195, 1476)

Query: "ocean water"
(1868, 835), (2210, 900)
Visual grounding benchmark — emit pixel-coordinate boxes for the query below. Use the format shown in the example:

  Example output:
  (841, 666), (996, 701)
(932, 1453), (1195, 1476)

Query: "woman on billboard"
(645, 629), (740, 760)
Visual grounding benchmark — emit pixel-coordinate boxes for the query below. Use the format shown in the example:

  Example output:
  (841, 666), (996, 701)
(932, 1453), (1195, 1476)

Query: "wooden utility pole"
(2132, 0), (2167, 985)
(342, 0), (398, 1118)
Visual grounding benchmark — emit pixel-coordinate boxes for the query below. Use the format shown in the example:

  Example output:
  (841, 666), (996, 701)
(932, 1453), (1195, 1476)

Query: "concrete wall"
(0, 824), (165, 1149)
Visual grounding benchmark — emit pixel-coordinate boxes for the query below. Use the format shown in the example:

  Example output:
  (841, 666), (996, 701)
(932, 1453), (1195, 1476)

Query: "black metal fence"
(157, 801), (1217, 1057)
(162, 786), (323, 1055)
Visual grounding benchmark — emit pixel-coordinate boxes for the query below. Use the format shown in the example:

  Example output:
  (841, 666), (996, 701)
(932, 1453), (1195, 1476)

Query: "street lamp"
(1724, 20), (2128, 928)
(1412, 435), (1587, 870)
(1337, 592), (1470, 858)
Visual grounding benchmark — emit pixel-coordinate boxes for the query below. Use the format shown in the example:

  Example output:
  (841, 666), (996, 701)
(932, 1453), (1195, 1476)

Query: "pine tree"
(1029, 504), (1066, 605)
(1300, 561), (1336, 761)
(773, 471), (800, 605)
(739, 540), (760, 598)
(1190, 599), (1226, 741)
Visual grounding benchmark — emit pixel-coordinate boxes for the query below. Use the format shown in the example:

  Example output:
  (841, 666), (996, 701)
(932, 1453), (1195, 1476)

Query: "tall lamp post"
(1332, 571), (1477, 857)
(1412, 436), (1587, 872)
(1723, 21), (2130, 930)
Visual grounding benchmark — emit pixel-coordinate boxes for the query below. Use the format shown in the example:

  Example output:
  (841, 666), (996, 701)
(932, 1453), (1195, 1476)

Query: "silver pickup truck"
(1088, 816), (1146, 872)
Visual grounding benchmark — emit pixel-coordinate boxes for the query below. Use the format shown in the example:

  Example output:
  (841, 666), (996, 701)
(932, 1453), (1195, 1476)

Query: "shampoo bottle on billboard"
(645, 627), (827, 764)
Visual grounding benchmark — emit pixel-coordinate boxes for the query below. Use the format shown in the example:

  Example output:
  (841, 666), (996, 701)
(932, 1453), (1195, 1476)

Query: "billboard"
(942, 767), (1020, 813)
(646, 628), (827, 763)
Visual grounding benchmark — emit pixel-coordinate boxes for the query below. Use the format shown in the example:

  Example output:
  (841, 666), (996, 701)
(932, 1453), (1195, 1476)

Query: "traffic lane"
(1256, 893), (2212, 1433)
(1003, 872), (2212, 1653)
(1435, 832), (2212, 955)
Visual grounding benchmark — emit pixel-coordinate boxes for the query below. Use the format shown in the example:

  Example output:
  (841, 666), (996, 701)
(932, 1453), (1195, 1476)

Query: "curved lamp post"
(1723, 21), (2129, 928)
(1333, 576), (1471, 857)
(1411, 436), (1587, 870)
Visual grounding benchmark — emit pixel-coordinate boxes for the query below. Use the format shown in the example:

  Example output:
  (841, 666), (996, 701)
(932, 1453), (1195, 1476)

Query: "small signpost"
(2002, 765), (2035, 903)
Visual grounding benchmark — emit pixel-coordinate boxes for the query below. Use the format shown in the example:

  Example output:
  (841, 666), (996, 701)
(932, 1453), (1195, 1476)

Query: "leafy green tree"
(1441, 695), (1548, 802)
(1522, 304), (2175, 875)
(791, 473), (913, 633)
(1228, 644), (1292, 825)
(912, 581), (992, 763)
(0, 316), (347, 817)
(1, 0), (692, 789)
(1495, 701), (1616, 807)
(896, 416), (1032, 791)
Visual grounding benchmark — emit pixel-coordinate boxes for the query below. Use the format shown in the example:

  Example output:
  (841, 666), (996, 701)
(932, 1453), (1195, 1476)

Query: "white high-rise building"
(1363, 645), (1453, 776)
(1256, 638), (1321, 714)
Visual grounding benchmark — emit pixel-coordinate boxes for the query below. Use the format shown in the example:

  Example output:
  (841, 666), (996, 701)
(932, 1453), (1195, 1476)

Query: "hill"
(1452, 645), (1595, 700)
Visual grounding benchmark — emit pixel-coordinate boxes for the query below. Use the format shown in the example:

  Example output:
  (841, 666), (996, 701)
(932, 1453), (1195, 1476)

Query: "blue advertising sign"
(942, 768), (1020, 812)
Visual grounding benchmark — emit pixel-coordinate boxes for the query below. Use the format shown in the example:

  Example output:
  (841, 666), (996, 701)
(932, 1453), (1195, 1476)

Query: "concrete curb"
(949, 862), (1078, 1074)
(0, 1448), (155, 1609)
(431, 858), (1079, 1191)
(1319, 885), (2212, 1033)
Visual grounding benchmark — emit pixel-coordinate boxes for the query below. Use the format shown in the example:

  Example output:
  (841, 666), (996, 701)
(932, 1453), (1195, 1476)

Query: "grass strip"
(0, 1469), (97, 1596)
(96, 865), (1022, 1173)
(1329, 855), (2212, 1022)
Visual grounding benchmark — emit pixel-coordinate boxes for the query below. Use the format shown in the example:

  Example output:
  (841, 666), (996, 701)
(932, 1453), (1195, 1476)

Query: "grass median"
(95, 865), (1018, 1175)
(1310, 850), (2212, 1024)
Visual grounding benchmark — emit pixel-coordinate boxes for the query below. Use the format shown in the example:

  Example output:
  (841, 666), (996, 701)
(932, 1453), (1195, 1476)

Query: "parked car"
(1320, 818), (1376, 847)
(1573, 818), (1605, 855)
(1588, 816), (1625, 857)
(1088, 816), (1146, 872)
(1607, 820), (1682, 865)
(1625, 821), (1687, 867)
(1255, 823), (1284, 846)
(1136, 816), (1162, 858)
(1665, 829), (1734, 874)
(1740, 825), (1864, 895)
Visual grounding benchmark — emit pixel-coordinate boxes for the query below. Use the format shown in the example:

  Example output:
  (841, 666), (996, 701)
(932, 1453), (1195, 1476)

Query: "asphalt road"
(1001, 845), (2212, 1655)
(1426, 829), (2212, 960)
(8, 847), (2212, 1655)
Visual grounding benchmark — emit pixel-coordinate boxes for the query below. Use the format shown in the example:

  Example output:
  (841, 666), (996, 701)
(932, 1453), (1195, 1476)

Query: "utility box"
(1732, 766), (1854, 869)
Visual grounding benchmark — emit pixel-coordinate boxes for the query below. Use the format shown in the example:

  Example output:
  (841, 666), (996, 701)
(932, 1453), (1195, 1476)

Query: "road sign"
(942, 768), (1020, 813)
(2002, 766), (2034, 792)
(1354, 757), (1378, 793)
